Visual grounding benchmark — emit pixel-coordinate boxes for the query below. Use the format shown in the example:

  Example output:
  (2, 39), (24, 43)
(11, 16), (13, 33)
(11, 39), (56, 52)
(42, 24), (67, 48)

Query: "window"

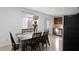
(46, 20), (50, 29)
(23, 15), (34, 29)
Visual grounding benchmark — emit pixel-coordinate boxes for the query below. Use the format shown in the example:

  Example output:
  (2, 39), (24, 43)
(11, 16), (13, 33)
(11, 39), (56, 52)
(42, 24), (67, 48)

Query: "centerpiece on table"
(32, 21), (38, 32)
(32, 15), (39, 32)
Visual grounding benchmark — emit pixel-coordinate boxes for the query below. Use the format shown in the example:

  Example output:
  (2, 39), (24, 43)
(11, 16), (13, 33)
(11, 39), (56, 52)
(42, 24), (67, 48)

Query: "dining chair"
(9, 32), (19, 51)
(26, 32), (42, 51)
(40, 31), (50, 50)
(31, 32), (42, 51)
(31, 36), (41, 51)
(46, 30), (50, 46)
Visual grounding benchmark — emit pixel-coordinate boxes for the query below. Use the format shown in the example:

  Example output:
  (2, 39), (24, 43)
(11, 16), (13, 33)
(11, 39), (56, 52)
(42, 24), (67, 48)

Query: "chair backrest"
(32, 37), (39, 43)
(32, 32), (42, 38)
(41, 31), (49, 43)
(43, 32), (47, 36)
(32, 32), (42, 45)
(43, 30), (49, 36)
(9, 32), (16, 50)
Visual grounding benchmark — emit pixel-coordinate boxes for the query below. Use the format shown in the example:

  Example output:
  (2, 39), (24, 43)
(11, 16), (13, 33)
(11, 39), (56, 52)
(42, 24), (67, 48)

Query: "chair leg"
(46, 43), (47, 49)
(22, 44), (26, 51)
(25, 45), (27, 51)
(47, 38), (50, 46)
(31, 46), (32, 51)
(37, 48), (38, 51)
(38, 44), (40, 51)
(42, 43), (43, 50)
(39, 45), (41, 51)
(31, 45), (34, 51)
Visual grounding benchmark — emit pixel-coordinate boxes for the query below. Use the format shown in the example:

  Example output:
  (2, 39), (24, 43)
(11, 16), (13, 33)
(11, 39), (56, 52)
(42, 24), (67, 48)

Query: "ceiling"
(25, 7), (79, 16)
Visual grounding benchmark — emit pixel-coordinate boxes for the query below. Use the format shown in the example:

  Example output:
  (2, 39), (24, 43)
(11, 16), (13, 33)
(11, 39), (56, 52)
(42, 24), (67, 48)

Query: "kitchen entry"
(52, 17), (64, 51)
(53, 17), (63, 37)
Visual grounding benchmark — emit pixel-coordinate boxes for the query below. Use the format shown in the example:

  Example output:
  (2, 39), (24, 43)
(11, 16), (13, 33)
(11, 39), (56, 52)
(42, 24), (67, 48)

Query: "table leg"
(21, 42), (26, 51)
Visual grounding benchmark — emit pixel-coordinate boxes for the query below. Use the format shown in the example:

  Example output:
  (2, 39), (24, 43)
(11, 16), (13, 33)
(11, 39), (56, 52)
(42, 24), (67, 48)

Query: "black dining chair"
(9, 32), (19, 51)
(46, 30), (50, 46)
(40, 31), (50, 50)
(26, 32), (42, 51)
(31, 36), (41, 51)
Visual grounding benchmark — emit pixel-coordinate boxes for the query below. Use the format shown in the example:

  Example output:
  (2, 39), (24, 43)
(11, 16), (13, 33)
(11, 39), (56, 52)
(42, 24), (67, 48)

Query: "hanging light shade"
(33, 15), (39, 20)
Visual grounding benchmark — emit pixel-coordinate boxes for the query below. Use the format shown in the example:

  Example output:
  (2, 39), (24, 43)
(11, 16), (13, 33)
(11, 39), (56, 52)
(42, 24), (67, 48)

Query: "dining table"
(17, 32), (33, 51)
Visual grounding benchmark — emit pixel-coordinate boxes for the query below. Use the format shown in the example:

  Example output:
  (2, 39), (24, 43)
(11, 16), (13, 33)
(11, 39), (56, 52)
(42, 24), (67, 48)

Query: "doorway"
(53, 17), (64, 51)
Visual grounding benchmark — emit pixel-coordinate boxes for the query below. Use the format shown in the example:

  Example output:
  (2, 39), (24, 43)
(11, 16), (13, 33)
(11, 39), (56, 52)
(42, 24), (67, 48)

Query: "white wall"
(0, 7), (25, 47)
(35, 13), (53, 33)
(22, 8), (54, 32)
(44, 16), (54, 35)
(0, 7), (53, 47)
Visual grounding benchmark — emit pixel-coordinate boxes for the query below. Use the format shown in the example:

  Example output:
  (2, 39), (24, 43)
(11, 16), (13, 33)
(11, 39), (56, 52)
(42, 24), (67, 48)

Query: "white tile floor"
(0, 35), (63, 51)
